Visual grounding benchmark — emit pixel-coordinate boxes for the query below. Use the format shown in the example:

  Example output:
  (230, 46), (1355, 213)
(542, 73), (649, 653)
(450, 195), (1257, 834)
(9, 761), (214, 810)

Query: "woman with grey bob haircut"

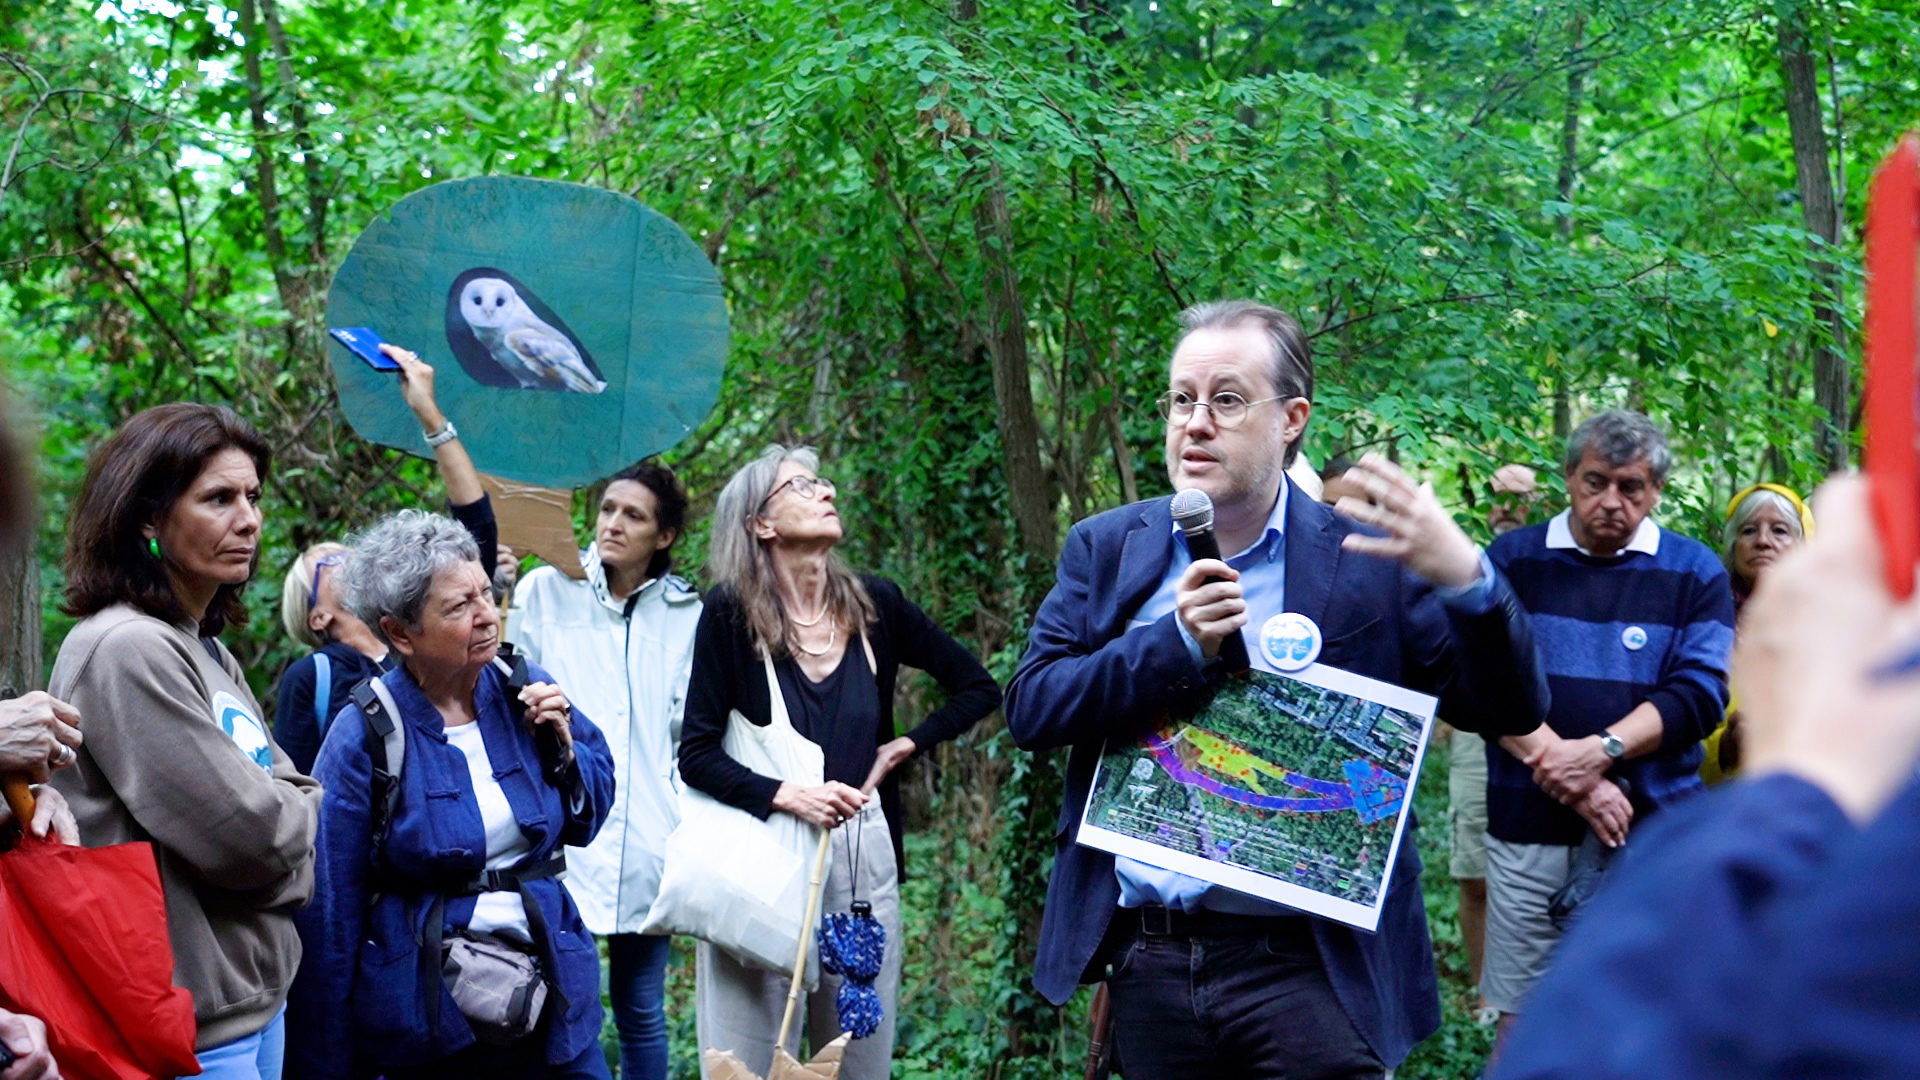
(679, 445), (1002, 1080)
(287, 509), (618, 1079)
(335, 510), (483, 641)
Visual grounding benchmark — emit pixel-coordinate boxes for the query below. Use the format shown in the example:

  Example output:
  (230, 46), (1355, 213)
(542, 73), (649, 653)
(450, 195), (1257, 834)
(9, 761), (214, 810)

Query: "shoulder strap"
(313, 652), (333, 733)
(352, 675), (407, 869)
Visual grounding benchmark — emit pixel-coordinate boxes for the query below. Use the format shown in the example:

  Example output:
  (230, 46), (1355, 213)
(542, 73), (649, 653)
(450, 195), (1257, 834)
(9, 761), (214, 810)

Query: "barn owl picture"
(457, 277), (607, 394)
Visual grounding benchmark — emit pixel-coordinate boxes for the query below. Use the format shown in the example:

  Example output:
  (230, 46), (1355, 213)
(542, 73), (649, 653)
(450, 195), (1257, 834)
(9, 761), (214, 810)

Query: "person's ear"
(381, 615), (417, 658)
(752, 514), (779, 542)
(655, 527), (678, 554)
(308, 608), (332, 635)
(1279, 398), (1312, 450)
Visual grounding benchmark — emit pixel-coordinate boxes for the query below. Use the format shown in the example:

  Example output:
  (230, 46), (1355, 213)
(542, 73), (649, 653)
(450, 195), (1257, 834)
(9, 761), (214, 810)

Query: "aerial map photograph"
(1084, 669), (1429, 909)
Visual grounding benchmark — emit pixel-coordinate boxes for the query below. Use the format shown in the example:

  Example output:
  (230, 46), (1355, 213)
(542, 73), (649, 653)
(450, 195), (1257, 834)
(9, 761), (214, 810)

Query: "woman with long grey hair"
(678, 445), (1001, 1079)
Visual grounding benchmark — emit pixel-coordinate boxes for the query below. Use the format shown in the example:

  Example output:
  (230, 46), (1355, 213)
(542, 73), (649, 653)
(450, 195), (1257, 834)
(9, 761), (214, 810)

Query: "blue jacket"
(286, 659), (614, 1077)
(1495, 772), (1920, 1079)
(1004, 483), (1550, 1067)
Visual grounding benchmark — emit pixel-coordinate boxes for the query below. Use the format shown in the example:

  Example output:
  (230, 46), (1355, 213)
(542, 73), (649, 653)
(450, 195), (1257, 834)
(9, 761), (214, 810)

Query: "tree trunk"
(1552, 16), (1586, 442)
(969, 173), (1058, 567)
(1777, 8), (1850, 472)
(0, 546), (41, 696)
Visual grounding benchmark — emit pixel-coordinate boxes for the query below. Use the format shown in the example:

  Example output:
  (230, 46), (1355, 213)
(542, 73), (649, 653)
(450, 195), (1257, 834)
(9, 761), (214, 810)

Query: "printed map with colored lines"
(1085, 669), (1426, 908)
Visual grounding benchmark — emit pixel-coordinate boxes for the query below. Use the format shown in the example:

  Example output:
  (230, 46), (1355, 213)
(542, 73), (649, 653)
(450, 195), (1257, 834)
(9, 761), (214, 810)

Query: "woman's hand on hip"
(860, 736), (917, 795)
(518, 681), (574, 757)
(772, 781), (866, 828)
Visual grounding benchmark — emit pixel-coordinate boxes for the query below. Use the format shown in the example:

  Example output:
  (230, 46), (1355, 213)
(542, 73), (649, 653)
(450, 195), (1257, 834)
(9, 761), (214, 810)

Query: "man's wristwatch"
(424, 420), (459, 448)
(1598, 731), (1627, 761)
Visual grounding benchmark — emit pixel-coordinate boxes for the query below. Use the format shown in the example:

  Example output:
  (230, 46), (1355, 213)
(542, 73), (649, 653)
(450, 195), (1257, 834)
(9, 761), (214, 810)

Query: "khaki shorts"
(1480, 836), (1577, 1015)
(1447, 730), (1489, 880)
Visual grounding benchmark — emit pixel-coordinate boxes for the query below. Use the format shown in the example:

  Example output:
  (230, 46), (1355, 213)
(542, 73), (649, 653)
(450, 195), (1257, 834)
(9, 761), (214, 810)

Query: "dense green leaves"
(4, 0), (1917, 1072)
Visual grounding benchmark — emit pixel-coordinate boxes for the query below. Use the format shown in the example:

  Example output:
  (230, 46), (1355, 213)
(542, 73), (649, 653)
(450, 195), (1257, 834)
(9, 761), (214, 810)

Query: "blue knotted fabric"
(817, 900), (887, 1039)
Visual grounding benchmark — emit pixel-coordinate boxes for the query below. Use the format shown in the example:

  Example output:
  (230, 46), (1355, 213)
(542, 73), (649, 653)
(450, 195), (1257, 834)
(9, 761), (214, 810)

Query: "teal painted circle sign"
(327, 176), (728, 488)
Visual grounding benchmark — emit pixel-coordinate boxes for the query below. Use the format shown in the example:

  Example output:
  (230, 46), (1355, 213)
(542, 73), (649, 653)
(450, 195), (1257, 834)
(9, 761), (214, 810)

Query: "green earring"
(147, 537), (161, 559)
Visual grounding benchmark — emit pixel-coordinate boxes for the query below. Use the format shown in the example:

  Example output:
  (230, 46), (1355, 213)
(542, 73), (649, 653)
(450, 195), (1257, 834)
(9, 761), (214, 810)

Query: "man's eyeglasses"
(760, 474), (836, 512)
(1155, 390), (1285, 428)
(307, 552), (347, 611)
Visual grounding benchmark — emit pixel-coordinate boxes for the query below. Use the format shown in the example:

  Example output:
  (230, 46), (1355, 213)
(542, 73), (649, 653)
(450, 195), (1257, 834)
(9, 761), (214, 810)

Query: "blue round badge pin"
(1260, 612), (1324, 672)
(1622, 625), (1648, 651)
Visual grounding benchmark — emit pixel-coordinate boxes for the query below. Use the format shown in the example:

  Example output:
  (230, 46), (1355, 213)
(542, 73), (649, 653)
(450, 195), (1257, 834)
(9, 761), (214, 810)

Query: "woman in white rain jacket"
(505, 461), (700, 1080)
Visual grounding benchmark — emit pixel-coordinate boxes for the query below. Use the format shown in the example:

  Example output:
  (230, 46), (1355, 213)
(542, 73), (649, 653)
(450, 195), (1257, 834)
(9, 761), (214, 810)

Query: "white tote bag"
(640, 649), (825, 983)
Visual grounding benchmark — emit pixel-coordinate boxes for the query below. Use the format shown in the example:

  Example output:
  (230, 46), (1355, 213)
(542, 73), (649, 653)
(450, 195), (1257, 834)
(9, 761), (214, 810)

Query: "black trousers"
(1105, 912), (1387, 1080)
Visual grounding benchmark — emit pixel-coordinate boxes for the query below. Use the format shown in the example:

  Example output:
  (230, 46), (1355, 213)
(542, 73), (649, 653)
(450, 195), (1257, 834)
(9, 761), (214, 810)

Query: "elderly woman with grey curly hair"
(284, 510), (615, 1080)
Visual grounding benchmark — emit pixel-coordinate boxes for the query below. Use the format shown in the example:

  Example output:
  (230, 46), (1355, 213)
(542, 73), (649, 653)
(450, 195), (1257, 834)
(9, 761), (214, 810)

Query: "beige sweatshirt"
(49, 604), (322, 1050)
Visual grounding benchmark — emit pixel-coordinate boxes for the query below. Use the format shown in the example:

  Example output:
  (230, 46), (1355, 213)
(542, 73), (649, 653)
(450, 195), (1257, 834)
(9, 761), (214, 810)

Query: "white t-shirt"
(444, 721), (533, 943)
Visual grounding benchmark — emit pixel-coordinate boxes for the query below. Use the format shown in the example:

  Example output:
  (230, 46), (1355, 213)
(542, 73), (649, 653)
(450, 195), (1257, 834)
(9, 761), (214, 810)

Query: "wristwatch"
(424, 420), (459, 448)
(1599, 731), (1627, 761)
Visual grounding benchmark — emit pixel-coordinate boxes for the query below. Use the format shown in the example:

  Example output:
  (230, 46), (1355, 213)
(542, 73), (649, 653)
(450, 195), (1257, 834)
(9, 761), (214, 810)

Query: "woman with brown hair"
(678, 445), (1001, 1080)
(48, 403), (322, 1080)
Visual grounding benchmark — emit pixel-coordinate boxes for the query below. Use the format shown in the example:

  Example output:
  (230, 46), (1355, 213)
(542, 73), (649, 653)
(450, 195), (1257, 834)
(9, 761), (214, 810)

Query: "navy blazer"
(1005, 481), (1549, 1067)
(286, 660), (614, 1077)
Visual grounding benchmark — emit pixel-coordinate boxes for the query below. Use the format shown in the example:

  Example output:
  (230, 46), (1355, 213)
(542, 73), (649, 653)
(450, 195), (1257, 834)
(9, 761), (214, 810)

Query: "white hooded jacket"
(504, 544), (701, 934)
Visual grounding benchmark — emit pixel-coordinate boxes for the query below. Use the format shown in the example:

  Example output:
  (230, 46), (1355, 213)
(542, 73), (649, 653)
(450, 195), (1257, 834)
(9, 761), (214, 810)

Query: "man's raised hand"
(1334, 453), (1483, 589)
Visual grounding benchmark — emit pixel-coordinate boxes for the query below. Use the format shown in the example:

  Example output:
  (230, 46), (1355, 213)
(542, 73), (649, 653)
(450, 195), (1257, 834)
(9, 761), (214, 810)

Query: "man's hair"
(63, 403), (271, 637)
(1563, 409), (1672, 485)
(1176, 300), (1314, 464)
(606, 458), (689, 582)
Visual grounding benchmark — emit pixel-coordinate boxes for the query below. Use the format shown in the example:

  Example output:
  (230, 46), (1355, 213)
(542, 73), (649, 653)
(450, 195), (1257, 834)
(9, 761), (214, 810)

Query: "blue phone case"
(329, 327), (399, 370)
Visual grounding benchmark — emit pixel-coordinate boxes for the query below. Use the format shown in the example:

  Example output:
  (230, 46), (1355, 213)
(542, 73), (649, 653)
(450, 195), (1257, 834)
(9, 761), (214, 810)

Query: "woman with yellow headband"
(1702, 483), (1816, 783)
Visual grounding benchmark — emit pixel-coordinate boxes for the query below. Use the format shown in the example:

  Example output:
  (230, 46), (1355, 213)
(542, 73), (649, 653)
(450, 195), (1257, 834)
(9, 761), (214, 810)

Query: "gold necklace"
(794, 623), (838, 656)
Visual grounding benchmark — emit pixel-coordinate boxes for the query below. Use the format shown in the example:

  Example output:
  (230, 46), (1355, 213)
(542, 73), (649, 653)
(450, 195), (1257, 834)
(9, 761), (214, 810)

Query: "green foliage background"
(3, 0), (1915, 1073)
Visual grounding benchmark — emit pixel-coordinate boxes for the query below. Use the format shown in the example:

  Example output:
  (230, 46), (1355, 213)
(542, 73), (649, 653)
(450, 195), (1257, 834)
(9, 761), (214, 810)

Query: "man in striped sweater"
(1481, 409), (1736, 1047)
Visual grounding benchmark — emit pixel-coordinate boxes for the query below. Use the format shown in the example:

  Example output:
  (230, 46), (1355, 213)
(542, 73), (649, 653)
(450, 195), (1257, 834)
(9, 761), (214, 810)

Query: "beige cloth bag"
(641, 650), (826, 983)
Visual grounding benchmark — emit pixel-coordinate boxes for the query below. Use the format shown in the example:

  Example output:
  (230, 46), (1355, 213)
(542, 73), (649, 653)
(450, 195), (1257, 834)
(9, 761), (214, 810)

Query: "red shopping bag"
(0, 783), (200, 1080)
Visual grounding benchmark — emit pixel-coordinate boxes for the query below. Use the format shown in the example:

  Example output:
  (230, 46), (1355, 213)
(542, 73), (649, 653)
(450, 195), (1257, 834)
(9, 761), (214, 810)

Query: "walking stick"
(2, 776), (34, 834)
(776, 825), (835, 1054)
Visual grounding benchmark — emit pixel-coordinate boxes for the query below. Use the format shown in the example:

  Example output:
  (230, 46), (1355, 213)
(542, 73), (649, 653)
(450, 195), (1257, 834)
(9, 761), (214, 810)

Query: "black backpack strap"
(352, 678), (403, 874)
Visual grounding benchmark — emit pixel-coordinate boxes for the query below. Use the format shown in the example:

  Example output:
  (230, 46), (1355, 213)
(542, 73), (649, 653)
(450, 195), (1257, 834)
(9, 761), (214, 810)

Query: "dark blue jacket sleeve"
(286, 704), (376, 1080)
(275, 654), (323, 776)
(448, 494), (498, 577)
(1005, 522), (1211, 752)
(1404, 568), (1550, 737)
(1494, 774), (1854, 1080)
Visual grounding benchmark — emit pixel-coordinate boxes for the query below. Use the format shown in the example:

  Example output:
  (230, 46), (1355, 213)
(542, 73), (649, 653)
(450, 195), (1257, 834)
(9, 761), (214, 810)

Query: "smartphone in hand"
(329, 327), (401, 371)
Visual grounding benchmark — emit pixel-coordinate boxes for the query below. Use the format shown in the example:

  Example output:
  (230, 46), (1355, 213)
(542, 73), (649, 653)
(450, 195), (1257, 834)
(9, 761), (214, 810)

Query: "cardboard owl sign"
(327, 176), (727, 488)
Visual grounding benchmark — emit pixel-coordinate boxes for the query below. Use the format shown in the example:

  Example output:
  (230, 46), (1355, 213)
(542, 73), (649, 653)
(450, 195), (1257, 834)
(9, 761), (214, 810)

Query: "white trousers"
(697, 801), (903, 1080)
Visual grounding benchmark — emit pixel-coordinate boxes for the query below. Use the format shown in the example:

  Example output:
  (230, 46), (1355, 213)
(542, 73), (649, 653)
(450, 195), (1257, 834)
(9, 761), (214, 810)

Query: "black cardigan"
(678, 575), (1001, 874)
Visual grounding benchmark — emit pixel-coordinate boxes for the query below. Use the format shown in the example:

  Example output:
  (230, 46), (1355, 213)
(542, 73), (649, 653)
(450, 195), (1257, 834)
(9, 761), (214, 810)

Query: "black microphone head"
(1170, 488), (1214, 533)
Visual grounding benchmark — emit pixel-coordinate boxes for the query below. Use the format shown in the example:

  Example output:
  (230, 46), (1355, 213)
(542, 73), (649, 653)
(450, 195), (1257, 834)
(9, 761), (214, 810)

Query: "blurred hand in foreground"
(1737, 474), (1920, 822)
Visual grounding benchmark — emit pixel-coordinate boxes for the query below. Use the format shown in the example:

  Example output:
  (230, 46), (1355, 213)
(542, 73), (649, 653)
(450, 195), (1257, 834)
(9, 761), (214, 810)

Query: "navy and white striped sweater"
(1486, 517), (1735, 846)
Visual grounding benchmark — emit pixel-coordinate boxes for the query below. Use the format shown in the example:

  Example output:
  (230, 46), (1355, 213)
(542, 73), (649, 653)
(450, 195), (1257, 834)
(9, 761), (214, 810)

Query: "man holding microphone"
(1006, 300), (1549, 1078)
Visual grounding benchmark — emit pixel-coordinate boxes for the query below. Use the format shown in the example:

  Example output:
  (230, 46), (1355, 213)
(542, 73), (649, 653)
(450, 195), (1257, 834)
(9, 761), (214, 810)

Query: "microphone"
(1169, 488), (1251, 677)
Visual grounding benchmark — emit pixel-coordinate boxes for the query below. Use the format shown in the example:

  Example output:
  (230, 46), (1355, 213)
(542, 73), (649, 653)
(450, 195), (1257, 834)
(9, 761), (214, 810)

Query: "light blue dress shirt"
(1115, 482), (1495, 915)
